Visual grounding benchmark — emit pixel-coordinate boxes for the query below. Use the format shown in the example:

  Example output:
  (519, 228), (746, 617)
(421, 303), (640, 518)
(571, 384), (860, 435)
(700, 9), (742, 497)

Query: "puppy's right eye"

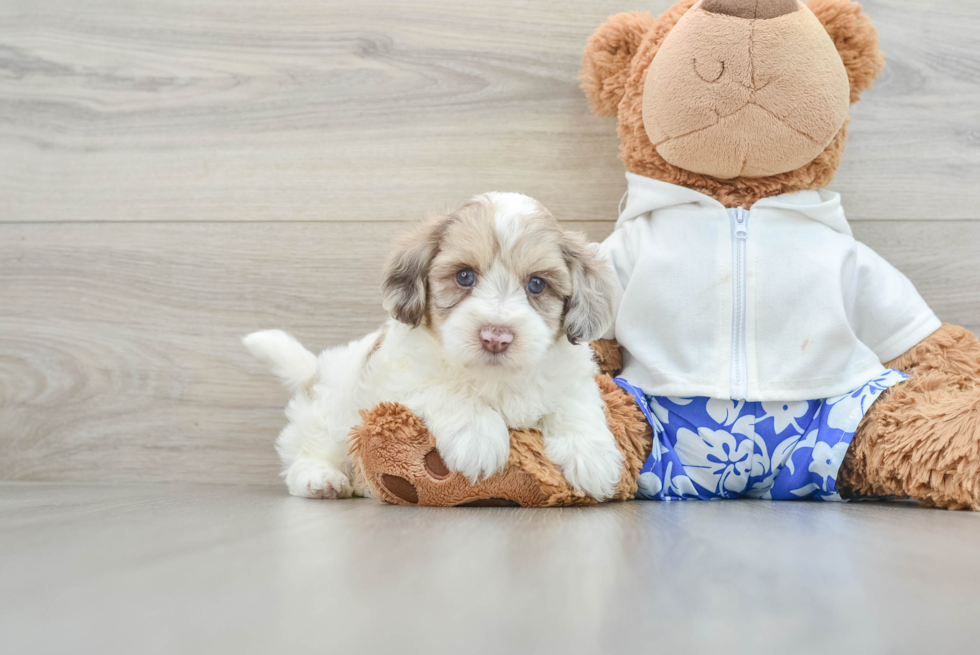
(526, 276), (547, 295)
(455, 269), (476, 287)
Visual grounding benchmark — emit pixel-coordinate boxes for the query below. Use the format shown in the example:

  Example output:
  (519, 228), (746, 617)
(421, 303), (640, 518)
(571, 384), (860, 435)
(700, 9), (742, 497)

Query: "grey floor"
(2, 484), (979, 655)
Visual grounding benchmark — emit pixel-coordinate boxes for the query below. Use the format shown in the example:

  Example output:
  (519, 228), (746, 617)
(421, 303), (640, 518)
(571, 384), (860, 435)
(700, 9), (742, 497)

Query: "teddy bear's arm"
(848, 241), (943, 363)
(591, 339), (623, 377)
(883, 324), (980, 380)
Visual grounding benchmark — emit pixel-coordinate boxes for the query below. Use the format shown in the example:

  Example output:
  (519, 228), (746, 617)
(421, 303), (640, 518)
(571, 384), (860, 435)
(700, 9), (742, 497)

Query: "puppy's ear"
(580, 11), (656, 117)
(381, 214), (452, 327)
(808, 0), (885, 103)
(561, 231), (616, 345)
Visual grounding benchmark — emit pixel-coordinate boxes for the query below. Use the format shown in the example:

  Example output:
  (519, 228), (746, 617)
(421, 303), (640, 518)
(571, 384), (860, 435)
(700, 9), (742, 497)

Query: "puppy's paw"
(285, 458), (353, 499)
(544, 427), (623, 501)
(435, 412), (511, 484)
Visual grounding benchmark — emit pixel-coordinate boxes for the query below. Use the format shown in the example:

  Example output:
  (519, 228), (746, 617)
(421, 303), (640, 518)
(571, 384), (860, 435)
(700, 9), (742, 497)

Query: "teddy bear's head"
(581, 0), (884, 207)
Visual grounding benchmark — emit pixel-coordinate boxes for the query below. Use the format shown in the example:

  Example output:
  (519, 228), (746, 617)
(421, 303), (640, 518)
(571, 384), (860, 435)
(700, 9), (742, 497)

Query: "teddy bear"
(351, 0), (980, 509)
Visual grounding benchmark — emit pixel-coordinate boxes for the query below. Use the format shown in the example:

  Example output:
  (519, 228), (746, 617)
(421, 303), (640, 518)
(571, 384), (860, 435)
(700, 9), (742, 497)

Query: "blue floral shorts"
(614, 370), (908, 501)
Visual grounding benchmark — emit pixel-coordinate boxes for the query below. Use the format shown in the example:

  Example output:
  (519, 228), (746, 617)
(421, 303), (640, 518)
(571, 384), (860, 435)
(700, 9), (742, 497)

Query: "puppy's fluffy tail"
(242, 330), (318, 393)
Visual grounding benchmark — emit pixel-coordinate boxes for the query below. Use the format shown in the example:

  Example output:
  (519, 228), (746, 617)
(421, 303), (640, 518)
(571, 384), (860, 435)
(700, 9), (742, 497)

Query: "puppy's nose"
(480, 326), (514, 354)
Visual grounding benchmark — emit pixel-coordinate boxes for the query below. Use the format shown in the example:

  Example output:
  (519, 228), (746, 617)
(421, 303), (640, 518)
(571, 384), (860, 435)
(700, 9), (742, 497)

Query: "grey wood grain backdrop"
(1, 0), (978, 483)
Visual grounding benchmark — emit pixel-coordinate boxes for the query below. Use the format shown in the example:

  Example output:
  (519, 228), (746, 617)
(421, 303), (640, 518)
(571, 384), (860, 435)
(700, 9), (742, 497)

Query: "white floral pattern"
(760, 400), (810, 434)
(647, 397), (671, 428)
(615, 369), (908, 501)
(637, 462), (697, 499)
(823, 372), (905, 431)
(808, 441), (851, 491)
(674, 427), (755, 496)
(705, 399), (744, 426)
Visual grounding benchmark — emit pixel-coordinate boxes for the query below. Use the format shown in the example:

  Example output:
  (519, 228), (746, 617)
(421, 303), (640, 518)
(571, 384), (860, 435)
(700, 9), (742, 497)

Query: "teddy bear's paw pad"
(424, 449), (451, 479)
(456, 498), (521, 507)
(381, 474), (418, 504)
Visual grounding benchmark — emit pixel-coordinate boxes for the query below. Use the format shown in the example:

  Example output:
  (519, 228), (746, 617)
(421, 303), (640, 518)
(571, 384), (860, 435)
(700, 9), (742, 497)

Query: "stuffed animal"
(352, 0), (980, 509)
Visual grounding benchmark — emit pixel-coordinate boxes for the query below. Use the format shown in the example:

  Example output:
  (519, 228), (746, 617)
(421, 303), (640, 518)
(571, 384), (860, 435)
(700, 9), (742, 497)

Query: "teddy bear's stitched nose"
(701, 0), (798, 20)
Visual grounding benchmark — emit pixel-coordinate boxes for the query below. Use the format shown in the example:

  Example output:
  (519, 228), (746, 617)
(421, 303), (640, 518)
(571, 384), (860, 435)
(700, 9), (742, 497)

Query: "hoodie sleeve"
(848, 241), (942, 363)
(596, 223), (636, 340)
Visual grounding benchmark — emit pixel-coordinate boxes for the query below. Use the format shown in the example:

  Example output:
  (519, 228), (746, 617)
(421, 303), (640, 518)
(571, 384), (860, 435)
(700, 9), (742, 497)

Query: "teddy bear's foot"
(348, 401), (581, 507)
(839, 325), (980, 510)
(348, 376), (653, 507)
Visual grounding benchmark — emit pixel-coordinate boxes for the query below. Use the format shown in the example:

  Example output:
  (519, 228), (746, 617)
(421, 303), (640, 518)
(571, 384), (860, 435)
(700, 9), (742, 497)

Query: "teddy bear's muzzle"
(641, 0), (851, 179)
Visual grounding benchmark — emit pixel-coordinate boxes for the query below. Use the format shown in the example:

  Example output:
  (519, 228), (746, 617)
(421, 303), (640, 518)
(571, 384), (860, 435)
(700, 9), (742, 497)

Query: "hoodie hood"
(617, 172), (852, 236)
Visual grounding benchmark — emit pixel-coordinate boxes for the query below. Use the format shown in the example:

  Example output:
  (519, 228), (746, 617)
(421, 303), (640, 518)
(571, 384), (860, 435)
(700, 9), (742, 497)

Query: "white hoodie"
(599, 173), (941, 401)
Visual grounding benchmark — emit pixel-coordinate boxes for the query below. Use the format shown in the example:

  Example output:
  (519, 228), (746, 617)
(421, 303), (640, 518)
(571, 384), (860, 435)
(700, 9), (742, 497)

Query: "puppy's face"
(382, 193), (615, 371)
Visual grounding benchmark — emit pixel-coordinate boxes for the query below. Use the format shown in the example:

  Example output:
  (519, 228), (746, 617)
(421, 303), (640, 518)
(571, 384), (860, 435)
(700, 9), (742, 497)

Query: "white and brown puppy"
(244, 192), (623, 500)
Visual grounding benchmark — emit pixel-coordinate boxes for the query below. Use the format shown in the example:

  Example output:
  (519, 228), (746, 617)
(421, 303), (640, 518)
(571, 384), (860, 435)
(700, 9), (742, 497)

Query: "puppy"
(244, 192), (623, 500)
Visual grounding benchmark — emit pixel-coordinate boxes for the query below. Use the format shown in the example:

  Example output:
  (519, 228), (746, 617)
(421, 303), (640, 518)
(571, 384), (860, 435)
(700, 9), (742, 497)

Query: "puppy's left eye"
(526, 276), (546, 294)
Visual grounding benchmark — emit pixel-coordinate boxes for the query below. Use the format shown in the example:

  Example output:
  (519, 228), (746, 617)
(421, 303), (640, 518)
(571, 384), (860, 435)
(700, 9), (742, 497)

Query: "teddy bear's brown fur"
(351, 0), (980, 510)
(840, 325), (980, 509)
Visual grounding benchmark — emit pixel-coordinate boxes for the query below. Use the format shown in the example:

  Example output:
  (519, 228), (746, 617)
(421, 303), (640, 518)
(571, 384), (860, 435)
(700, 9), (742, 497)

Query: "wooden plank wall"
(1, 0), (978, 484)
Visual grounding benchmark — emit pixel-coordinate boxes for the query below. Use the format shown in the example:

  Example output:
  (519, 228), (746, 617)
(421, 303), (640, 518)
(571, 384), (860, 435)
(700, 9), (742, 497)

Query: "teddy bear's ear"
(580, 12), (656, 117)
(808, 0), (885, 103)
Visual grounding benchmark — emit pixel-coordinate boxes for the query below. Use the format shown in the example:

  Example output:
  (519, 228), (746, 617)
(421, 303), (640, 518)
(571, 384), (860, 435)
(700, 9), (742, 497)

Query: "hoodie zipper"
(729, 207), (750, 400)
